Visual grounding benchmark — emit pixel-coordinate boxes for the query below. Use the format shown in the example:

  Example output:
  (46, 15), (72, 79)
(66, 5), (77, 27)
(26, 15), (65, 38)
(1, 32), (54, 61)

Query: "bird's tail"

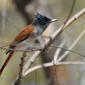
(0, 51), (14, 76)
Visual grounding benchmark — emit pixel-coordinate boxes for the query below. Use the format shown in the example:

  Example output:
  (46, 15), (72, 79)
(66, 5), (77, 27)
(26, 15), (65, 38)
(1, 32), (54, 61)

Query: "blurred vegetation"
(0, 0), (85, 85)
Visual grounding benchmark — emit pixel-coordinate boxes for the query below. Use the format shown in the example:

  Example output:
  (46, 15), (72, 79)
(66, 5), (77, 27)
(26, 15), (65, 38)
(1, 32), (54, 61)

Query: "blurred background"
(0, 0), (85, 85)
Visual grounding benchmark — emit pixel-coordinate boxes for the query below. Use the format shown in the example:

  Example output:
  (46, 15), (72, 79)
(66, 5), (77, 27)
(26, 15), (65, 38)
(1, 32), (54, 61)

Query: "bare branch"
(23, 61), (85, 76)
(12, 52), (26, 85)
(57, 27), (85, 62)
(50, 45), (85, 57)
(64, 0), (76, 23)
(52, 8), (85, 39)
(53, 40), (65, 64)
(23, 8), (85, 76)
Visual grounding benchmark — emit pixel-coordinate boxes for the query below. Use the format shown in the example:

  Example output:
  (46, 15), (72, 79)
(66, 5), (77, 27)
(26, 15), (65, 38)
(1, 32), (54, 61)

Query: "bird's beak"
(50, 19), (58, 22)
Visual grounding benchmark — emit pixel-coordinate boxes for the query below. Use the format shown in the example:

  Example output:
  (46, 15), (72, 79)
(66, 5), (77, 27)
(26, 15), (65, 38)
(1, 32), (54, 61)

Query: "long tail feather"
(0, 51), (14, 76)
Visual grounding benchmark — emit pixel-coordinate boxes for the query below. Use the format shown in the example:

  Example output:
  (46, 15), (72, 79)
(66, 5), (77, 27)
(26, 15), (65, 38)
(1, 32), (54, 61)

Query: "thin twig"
(0, 43), (85, 57)
(12, 52), (26, 85)
(51, 45), (85, 58)
(53, 40), (65, 64)
(57, 27), (85, 62)
(64, 0), (76, 23)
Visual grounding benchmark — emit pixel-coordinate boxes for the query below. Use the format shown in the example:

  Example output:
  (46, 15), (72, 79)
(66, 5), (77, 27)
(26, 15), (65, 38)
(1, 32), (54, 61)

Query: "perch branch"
(23, 8), (85, 76)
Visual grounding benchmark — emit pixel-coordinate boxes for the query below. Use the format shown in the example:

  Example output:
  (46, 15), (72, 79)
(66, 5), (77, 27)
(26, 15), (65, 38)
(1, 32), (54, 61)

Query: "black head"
(32, 13), (58, 31)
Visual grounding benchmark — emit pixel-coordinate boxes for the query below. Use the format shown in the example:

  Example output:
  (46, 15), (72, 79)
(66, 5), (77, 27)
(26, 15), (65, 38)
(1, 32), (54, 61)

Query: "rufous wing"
(6, 24), (36, 54)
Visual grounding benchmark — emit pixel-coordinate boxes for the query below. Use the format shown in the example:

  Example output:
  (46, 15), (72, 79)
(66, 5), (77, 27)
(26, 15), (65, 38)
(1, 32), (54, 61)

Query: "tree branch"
(23, 61), (85, 76)
(57, 26), (85, 62)
(22, 8), (85, 76)
(53, 40), (65, 64)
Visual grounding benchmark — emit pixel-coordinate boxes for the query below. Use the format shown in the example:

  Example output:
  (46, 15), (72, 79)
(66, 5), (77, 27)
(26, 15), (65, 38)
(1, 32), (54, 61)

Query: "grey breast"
(33, 26), (43, 36)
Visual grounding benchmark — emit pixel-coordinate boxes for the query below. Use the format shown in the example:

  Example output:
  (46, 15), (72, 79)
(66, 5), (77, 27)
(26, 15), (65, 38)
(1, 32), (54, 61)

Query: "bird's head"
(32, 13), (58, 31)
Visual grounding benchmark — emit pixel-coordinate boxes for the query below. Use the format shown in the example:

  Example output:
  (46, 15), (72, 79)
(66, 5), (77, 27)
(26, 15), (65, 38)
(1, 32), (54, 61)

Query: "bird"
(0, 13), (58, 76)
